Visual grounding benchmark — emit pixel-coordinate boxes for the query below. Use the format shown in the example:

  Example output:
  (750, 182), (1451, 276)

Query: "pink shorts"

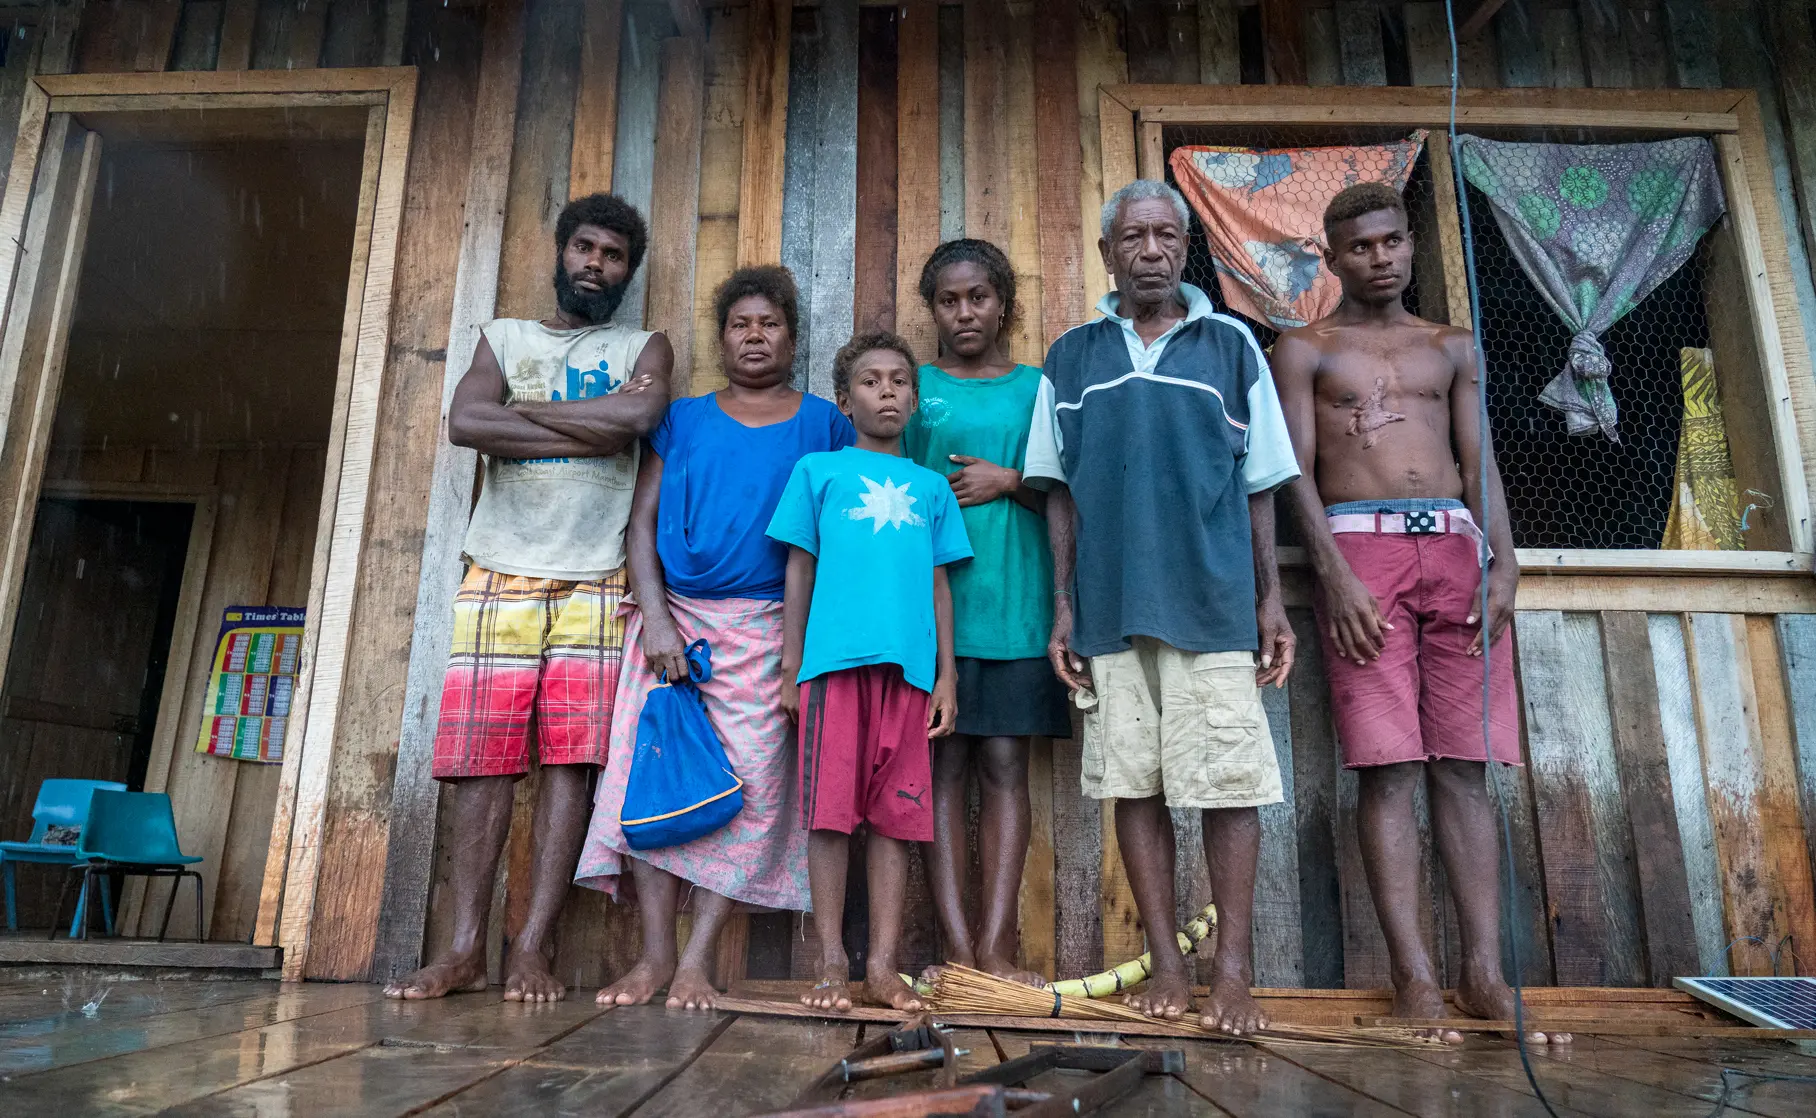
(1317, 528), (1521, 769)
(797, 664), (934, 841)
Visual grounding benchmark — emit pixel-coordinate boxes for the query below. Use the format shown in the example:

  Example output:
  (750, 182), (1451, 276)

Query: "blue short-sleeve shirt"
(1022, 283), (1300, 657)
(651, 393), (855, 600)
(765, 446), (973, 690)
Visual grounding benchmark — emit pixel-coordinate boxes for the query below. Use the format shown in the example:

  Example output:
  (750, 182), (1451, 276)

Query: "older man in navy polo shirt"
(1025, 179), (1298, 1036)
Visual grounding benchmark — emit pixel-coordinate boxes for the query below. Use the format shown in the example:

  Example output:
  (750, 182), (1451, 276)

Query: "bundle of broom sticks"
(924, 964), (1445, 1048)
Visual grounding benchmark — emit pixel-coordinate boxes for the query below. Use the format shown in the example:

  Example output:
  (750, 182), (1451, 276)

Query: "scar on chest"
(1346, 377), (1407, 449)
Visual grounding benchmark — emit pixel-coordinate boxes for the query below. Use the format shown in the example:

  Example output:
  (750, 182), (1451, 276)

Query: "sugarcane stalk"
(1047, 902), (1217, 999)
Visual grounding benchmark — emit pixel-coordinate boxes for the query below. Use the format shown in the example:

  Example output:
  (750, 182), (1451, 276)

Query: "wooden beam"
(1771, 2), (1816, 317)
(683, 5), (747, 396)
(1077, 4), (1125, 323)
(804, 0), (857, 400)
(1196, 0), (1238, 85)
(1744, 614), (1816, 976)
(667, 0), (701, 39)
(894, 0), (939, 359)
(1102, 81), (1748, 117)
(1139, 103), (1738, 133)
(216, 0), (256, 69)
(737, 0), (789, 267)
(1648, 612), (1729, 975)
(1662, 0), (1720, 89)
(962, 0), (1008, 247)
(0, 124), (98, 715)
(1600, 611), (1702, 985)
(1459, 0), (1509, 40)
(369, 0), (522, 979)
(1000, 11), (1039, 366)
(1032, 6), (1084, 349)
(304, 0), (487, 980)
(134, 0), (182, 71)
(1260, 0), (1305, 85)
(645, 33), (705, 397)
(275, 70), (419, 976)
(569, 0), (623, 198)
(1712, 130), (1813, 554)
(1334, 0), (1385, 86)
(37, 66), (424, 95)
(852, 4), (896, 334)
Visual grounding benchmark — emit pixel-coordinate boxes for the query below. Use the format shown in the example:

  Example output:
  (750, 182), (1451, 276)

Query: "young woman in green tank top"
(903, 239), (1071, 987)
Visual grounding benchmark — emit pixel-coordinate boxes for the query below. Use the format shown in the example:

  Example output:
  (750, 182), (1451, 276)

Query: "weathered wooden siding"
(7, 0), (1814, 987)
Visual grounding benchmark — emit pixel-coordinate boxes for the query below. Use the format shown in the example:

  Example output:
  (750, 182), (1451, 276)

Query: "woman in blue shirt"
(577, 265), (854, 1010)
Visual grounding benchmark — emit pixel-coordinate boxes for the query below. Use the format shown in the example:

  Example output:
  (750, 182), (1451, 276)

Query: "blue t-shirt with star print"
(766, 446), (973, 690)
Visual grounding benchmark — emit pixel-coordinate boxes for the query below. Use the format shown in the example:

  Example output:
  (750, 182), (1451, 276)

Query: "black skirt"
(953, 655), (1073, 739)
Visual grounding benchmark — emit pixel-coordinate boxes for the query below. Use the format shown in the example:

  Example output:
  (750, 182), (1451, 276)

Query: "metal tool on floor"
(765, 1036), (1185, 1118)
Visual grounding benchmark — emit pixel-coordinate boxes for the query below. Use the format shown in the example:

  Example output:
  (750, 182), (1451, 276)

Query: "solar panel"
(1675, 977), (1816, 1030)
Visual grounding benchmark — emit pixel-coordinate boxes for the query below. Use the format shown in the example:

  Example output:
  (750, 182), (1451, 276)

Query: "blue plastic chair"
(0, 779), (125, 934)
(53, 791), (203, 942)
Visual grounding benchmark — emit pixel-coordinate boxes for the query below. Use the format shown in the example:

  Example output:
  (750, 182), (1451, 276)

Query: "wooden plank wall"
(27, 0), (1816, 986)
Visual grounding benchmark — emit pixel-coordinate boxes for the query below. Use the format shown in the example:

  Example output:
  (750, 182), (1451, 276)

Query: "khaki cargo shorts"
(1078, 637), (1284, 809)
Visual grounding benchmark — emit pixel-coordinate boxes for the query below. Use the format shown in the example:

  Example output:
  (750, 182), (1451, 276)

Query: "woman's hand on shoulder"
(640, 613), (691, 683)
(946, 455), (1020, 507)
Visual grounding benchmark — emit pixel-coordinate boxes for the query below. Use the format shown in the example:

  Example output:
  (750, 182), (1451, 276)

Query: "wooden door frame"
(1097, 84), (1816, 607)
(0, 68), (416, 971)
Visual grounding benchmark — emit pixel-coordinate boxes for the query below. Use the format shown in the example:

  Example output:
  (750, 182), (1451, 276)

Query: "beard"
(553, 264), (630, 324)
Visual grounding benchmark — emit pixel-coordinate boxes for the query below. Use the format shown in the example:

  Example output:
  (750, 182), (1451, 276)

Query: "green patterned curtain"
(1456, 135), (1725, 442)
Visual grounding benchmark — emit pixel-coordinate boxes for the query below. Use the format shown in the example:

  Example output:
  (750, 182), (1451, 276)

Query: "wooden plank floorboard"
(630, 1014), (861, 1117)
(419, 1004), (730, 1116)
(1605, 1033), (1816, 1075)
(179, 1000), (607, 1116)
(1269, 1042), (1592, 1117)
(1526, 1035), (1816, 1118)
(0, 981), (380, 1076)
(0, 979), (280, 1025)
(0, 996), (482, 1115)
(1403, 1037), (1759, 1118)
(1130, 1035), (1410, 1115)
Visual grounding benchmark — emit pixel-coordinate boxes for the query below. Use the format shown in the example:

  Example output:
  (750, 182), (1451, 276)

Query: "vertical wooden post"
(570, 0), (624, 199)
(645, 33), (705, 398)
(738, 0), (790, 267)
(368, 0), (524, 978)
(895, 0), (940, 359)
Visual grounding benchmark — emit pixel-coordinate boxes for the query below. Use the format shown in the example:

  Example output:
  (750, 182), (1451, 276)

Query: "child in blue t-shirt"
(766, 331), (972, 1013)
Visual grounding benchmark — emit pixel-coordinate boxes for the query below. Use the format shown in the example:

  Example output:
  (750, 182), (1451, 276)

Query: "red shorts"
(797, 664), (934, 841)
(1317, 530), (1521, 769)
(432, 565), (627, 779)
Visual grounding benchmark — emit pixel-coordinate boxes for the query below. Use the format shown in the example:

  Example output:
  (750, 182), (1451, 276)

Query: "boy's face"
(1323, 208), (1413, 305)
(839, 349), (918, 439)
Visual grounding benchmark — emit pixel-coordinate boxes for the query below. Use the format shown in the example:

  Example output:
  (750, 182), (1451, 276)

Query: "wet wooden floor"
(2, 979), (1815, 1116)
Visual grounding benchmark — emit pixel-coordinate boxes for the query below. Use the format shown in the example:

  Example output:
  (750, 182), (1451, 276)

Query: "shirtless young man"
(1271, 182), (1566, 1044)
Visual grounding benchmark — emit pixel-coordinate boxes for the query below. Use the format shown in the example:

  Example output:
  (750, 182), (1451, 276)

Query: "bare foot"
(1125, 967), (1192, 1020)
(1198, 970), (1268, 1037)
(1390, 976), (1463, 1045)
(665, 965), (719, 1010)
(600, 957), (675, 1006)
(977, 952), (1047, 989)
(382, 954), (488, 1000)
(1455, 970), (1570, 1045)
(801, 960), (853, 1012)
(864, 970), (926, 1012)
(503, 946), (566, 1002)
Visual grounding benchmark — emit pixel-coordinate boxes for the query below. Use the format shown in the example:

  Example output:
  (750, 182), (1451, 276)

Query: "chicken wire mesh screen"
(1162, 124), (1746, 554)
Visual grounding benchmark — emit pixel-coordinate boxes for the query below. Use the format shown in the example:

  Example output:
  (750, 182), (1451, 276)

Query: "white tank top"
(460, 318), (655, 580)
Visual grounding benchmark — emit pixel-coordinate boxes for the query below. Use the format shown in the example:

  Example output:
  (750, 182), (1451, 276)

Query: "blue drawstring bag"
(619, 639), (744, 850)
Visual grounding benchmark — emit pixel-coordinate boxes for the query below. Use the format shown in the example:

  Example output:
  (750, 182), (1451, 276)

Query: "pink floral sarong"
(575, 592), (809, 910)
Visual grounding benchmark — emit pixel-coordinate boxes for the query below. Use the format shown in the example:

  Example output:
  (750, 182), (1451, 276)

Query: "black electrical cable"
(1442, 4), (1562, 1115)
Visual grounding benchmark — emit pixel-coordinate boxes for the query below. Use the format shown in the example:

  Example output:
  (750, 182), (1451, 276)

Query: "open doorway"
(0, 100), (368, 944)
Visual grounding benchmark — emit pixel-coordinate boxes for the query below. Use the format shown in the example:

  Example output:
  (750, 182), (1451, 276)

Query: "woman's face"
(929, 260), (1004, 359)
(721, 294), (795, 388)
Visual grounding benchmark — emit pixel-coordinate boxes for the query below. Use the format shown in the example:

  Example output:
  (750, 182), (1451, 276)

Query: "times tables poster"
(194, 606), (305, 763)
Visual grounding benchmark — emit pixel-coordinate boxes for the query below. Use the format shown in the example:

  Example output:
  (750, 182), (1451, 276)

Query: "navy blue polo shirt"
(1024, 283), (1299, 658)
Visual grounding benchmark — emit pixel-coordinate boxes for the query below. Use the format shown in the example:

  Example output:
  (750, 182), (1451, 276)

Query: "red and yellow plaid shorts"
(432, 565), (627, 780)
